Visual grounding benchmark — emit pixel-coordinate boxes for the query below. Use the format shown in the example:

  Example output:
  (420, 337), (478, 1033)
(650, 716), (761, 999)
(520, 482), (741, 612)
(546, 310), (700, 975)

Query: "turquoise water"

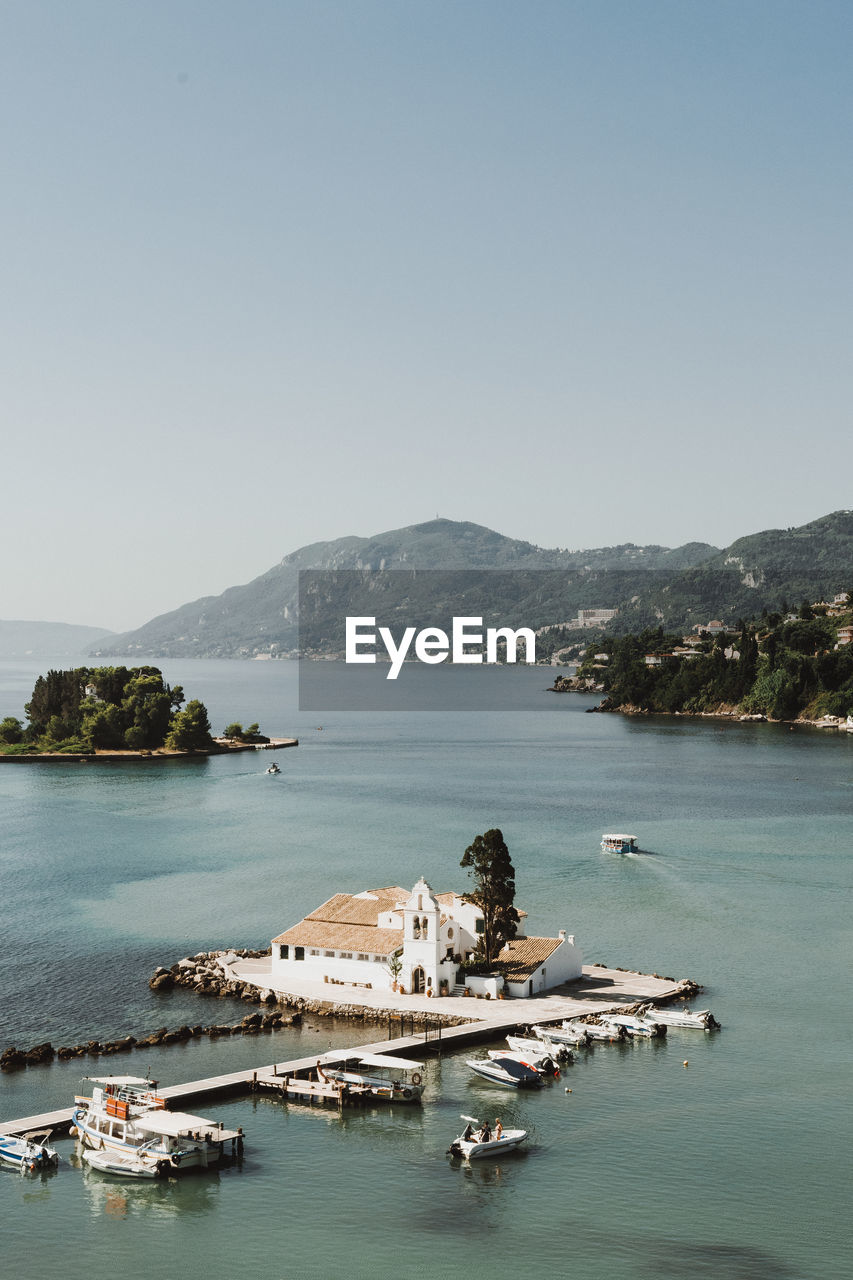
(2, 660), (851, 1278)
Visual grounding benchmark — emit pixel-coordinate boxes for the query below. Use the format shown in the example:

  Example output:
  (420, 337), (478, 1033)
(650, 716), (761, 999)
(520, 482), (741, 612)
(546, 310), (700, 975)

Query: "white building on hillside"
(270, 877), (582, 998)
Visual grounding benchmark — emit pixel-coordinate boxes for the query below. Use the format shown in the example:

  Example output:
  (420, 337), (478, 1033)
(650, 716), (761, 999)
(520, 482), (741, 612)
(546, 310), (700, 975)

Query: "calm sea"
(1, 659), (850, 1279)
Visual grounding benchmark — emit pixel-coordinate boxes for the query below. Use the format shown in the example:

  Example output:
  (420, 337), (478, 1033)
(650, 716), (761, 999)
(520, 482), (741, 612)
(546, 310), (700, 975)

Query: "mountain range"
(0, 620), (114, 660)
(89, 511), (853, 659)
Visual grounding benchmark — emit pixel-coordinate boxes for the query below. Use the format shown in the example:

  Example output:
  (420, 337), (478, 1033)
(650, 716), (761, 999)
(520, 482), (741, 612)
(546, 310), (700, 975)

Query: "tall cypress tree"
(460, 828), (520, 965)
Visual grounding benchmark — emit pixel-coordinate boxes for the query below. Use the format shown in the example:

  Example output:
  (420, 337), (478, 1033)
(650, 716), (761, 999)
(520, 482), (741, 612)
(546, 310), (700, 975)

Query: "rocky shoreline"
(0, 947), (473, 1073)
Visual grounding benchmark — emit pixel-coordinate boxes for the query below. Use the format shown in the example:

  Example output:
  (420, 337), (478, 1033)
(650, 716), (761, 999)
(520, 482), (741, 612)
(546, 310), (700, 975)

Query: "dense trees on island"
(0, 666), (216, 754)
(578, 605), (853, 720)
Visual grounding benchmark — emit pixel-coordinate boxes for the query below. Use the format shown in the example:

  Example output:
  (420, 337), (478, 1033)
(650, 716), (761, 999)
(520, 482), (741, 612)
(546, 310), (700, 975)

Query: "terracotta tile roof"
(306, 896), (384, 928)
(497, 935), (563, 981)
(305, 894), (353, 920)
(366, 886), (408, 901)
(301, 889), (406, 928)
(272, 920), (404, 955)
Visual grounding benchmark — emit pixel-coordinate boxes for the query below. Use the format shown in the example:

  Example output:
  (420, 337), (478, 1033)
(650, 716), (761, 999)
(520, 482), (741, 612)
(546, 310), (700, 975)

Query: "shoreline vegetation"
(549, 601), (853, 725)
(0, 665), (296, 760)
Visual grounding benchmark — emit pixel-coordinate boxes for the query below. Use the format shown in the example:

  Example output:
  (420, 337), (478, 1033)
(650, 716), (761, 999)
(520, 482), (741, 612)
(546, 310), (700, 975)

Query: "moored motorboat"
(600, 1013), (666, 1039)
(466, 1056), (544, 1089)
(82, 1146), (167, 1179)
(0, 1129), (59, 1174)
(488, 1048), (559, 1077)
(73, 1076), (241, 1169)
(320, 1053), (425, 1103)
(448, 1117), (528, 1161)
(506, 1035), (572, 1066)
(562, 1019), (628, 1043)
(601, 833), (638, 854)
(638, 1004), (720, 1030)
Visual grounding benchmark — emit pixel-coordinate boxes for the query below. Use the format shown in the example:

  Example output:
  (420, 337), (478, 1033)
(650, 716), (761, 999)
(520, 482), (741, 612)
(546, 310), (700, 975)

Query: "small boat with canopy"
(319, 1053), (425, 1103)
(601, 833), (638, 854)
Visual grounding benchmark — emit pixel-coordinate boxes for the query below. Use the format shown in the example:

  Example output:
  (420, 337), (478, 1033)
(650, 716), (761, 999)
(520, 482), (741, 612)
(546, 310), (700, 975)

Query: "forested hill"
(93, 510), (853, 660)
(97, 519), (718, 659)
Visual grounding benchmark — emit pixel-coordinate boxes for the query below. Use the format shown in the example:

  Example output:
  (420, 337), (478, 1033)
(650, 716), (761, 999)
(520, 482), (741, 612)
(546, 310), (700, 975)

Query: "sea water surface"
(1, 659), (850, 1279)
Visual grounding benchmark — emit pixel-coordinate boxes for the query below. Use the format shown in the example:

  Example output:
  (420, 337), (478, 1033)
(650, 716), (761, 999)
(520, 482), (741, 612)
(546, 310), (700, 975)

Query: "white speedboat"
(562, 1019), (628, 1043)
(488, 1048), (559, 1077)
(639, 1004), (720, 1030)
(82, 1147), (166, 1179)
(555, 1021), (594, 1046)
(506, 1035), (572, 1066)
(448, 1118), (528, 1161)
(0, 1129), (59, 1174)
(601, 833), (638, 853)
(466, 1056), (543, 1089)
(601, 1014), (666, 1039)
(72, 1076), (241, 1169)
(266, 762), (281, 774)
(320, 1053), (425, 1103)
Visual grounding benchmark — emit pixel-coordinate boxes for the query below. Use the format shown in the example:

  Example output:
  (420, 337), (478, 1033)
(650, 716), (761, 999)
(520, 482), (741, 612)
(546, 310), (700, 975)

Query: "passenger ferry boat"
(601, 833), (638, 854)
(72, 1076), (240, 1170)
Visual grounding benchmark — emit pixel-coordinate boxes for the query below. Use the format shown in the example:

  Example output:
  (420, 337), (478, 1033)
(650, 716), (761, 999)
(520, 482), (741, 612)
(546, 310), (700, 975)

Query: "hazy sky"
(3, 1), (851, 631)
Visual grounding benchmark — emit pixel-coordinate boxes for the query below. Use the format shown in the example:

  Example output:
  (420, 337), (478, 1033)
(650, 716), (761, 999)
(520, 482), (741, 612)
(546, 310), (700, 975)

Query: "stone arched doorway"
(412, 966), (425, 994)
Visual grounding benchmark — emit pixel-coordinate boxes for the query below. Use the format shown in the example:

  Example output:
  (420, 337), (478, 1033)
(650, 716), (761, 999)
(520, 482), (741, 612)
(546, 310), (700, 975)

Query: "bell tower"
(401, 876), (440, 994)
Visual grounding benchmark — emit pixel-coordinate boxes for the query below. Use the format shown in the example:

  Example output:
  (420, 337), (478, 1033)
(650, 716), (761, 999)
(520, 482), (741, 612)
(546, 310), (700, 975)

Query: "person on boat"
(461, 1123), (475, 1141)
(494, 1118), (503, 1140)
(477, 1122), (491, 1143)
(316, 1060), (328, 1083)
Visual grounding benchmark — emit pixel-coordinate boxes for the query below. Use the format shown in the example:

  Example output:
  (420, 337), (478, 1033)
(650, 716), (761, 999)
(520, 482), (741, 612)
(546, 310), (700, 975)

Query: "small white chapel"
(270, 876), (582, 999)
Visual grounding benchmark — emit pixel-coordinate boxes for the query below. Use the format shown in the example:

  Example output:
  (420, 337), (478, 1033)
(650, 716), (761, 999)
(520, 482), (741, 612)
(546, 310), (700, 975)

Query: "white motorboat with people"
(466, 1055), (544, 1089)
(448, 1115), (528, 1161)
(506, 1035), (572, 1067)
(0, 1129), (59, 1174)
(266, 762), (281, 774)
(638, 1003), (721, 1030)
(601, 833), (638, 854)
(600, 1013), (666, 1039)
(318, 1053), (425, 1103)
(72, 1076), (242, 1170)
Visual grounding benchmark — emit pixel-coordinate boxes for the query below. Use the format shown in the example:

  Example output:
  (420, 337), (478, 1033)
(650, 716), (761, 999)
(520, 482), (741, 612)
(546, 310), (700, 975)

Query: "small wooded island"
(0, 665), (295, 759)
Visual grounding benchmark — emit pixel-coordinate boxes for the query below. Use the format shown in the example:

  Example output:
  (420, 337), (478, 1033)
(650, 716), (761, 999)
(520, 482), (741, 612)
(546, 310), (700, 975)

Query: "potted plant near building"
(386, 951), (403, 993)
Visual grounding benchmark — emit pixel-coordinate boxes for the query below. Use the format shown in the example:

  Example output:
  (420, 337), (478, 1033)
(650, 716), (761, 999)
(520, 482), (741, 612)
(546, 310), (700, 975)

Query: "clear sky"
(3, 1), (851, 631)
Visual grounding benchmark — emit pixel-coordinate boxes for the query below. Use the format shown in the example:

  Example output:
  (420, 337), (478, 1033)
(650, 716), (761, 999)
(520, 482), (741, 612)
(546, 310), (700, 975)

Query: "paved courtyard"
(228, 957), (685, 1025)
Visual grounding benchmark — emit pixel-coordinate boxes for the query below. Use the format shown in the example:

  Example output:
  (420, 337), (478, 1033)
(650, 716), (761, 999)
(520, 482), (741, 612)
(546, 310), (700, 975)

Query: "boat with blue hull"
(0, 1130), (58, 1174)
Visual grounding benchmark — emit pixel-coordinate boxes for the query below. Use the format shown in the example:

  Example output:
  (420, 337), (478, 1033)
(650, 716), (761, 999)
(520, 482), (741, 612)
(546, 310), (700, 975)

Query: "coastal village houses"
(271, 877), (582, 999)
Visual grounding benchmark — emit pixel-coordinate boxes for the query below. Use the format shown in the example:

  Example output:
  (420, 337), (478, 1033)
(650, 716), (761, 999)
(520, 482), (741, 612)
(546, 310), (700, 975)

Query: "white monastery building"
(271, 877), (582, 999)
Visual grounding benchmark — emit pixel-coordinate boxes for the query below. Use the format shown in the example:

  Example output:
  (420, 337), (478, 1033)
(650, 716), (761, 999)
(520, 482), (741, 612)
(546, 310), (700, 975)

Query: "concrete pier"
(0, 964), (685, 1138)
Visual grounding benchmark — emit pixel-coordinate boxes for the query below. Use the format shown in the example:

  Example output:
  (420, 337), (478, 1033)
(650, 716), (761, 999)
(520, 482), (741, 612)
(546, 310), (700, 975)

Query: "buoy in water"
(683, 1060), (689, 1068)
